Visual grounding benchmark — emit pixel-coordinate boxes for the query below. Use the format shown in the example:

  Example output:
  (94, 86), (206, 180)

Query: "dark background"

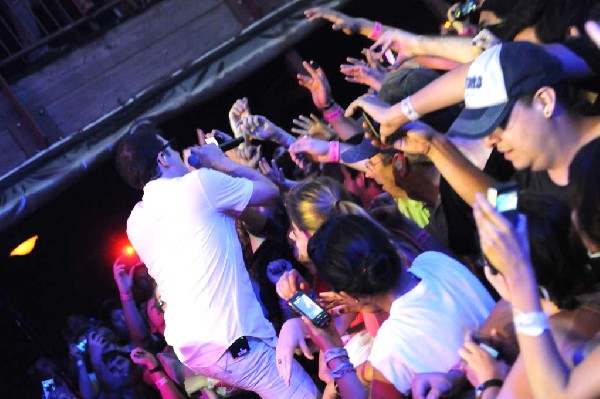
(0, 1), (439, 396)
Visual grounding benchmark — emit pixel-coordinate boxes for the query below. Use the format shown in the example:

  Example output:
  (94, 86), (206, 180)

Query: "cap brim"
(447, 101), (515, 138)
(340, 138), (398, 163)
(341, 138), (380, 163)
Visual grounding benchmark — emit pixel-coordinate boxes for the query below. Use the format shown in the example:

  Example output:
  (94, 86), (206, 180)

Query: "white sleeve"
(196, 168), (253, 213)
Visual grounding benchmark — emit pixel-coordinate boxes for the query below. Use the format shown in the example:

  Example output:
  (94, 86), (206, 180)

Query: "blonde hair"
(286, 177), (371, 234)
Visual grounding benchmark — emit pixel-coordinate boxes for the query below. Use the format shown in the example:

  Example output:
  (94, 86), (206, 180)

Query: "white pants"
(194, 337), (320, 399)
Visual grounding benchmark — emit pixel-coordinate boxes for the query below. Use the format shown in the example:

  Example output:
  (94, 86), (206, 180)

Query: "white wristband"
(400, 97), (421, 121)
(514, 311), (550, 336)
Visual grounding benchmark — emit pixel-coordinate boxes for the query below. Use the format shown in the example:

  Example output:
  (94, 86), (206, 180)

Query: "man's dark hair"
(307, 214), (403, 297)
(569, 137), (600, 248)
(115, 124), (165, 190)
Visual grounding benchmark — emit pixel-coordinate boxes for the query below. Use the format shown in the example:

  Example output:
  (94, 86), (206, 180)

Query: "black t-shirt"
(438, 148), (515, 256)
(513, 168), (570, 204)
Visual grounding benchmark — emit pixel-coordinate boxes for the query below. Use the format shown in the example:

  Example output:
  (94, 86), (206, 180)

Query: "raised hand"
(239, 115), (279, 141)
(130, 347), (160, 369)
(340, 57), (385, 91)
(258, 157), (291, 190)
(291, 114), (335, 141)
(369, 28), (417, 64)
(228, 97), (251, 142)
(297, 61), (333, 110)
(112, 257), (138, 295)
(304, 7), (360, 35)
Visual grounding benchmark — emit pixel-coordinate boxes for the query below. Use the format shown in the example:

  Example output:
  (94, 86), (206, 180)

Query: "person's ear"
(157, 152), (169, 167)
(534, 87), (556, 119)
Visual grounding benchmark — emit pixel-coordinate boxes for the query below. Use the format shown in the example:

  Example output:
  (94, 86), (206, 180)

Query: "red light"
(123, 245), (136, 256)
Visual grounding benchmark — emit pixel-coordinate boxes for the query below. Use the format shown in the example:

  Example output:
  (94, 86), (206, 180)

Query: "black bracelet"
(319, 99), (336, 112)
(475, 379), (503, 398)
(148, 364), (164, 374)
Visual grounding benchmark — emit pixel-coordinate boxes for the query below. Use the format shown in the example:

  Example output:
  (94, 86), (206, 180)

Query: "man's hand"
(297, 61), (333, 110)
(228, 97), (251, 143)
(340, 57), (385, 91)
(291, 114), (335, 141)
(112, 257), (138, 295)
(276, 318), (314, 385)
(370, 28), (417, 63)
(304, 7), (360, 35)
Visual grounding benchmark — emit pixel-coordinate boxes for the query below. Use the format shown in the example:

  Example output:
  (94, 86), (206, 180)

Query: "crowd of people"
(34, 0), (600, 397)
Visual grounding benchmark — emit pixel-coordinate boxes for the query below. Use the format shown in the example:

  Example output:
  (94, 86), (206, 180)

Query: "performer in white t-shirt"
(115, 124), (319, 398)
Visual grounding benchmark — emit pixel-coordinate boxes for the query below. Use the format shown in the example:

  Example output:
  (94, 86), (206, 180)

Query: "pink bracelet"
(120, 292), (133, 301)
(369, 21), (382, 40)
(155, 376), (169, 389)
(323, 105), (343, 123)
(328, 141), (340, 163)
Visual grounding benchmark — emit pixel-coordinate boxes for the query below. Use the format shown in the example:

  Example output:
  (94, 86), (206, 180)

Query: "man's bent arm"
(214, 158), (279, 207)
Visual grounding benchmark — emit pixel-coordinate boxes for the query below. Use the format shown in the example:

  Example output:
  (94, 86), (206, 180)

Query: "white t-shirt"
(368, 251), (495, 393)
(127, 169), (275, 369)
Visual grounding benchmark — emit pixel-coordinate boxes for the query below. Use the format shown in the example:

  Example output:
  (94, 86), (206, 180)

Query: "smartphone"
(288, 291), (331, 328)
(41, 379), (56, 399)
(362, 111), (380, 139)
(487, 181), (519, 225)
(76, 337), (88, 352)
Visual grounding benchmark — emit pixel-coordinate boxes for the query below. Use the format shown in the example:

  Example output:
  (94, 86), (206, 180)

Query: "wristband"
(400, 97), (421, 121)
(149, 364), (164, 374)
(369, 21), (382, 40)
(323, 104), (344, 123)
(120, 292), (133, 301)
(513, 311), (550, 336)
(323, 347), (348, 367)
(328, 141), (341, 163)
(330, 360), (356, 379)
(155, 376), (169, 389)
(475, 379), (503, 398)
(319, 99), (336, 111)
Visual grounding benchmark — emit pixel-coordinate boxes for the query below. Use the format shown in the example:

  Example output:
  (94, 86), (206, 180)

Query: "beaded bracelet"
(328, 141), (340, 163)
(330, 360), (356, 379)
(323, 104), (344, 123)
(155, 376), (169, 389)
(400, 97), (421, 121)
(369, 21), (382, 40)
(323, 347), (349, 366)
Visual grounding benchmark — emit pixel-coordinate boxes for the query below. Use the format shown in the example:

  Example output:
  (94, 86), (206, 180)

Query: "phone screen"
(487, 181), (519, 224)
(41, 379), (56, 398)
(288, 292), (331, 327)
